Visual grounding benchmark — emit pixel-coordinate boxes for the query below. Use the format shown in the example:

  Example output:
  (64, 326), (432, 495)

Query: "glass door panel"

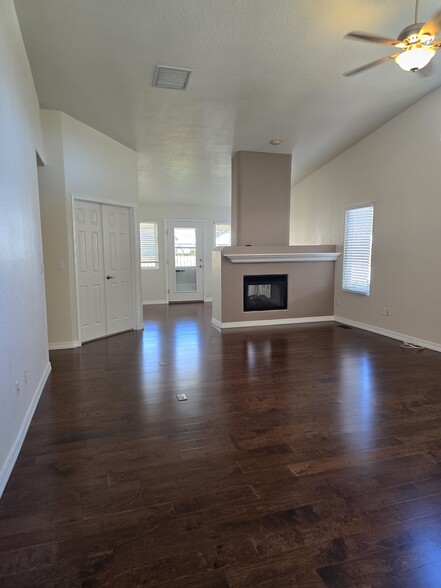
(166, 220), (204, 302)
(174, 227), (196, 292)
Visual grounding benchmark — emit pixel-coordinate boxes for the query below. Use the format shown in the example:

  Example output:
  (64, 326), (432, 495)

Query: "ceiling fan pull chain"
(415, 0), (419, 24)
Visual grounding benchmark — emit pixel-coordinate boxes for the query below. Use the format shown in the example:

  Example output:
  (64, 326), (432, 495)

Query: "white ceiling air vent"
(153, 66), (192, 90)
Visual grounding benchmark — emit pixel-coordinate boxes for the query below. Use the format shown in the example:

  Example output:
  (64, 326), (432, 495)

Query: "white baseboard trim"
(204, 298), (213, 303)
(142, 300), (168, 306)
(213, 314), (441, 352)
(212, 318), (222, 330)
(0, 362), (51, 498)
(48, 340), (80, 350)
(212, 315), (335, 330)
(334, 316), (441, 353)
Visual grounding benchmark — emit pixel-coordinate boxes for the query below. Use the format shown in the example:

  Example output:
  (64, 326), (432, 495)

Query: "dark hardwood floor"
(2, 303), (441, 587)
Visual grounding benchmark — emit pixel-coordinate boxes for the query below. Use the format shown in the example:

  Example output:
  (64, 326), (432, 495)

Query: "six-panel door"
(75, 201), (134, 343)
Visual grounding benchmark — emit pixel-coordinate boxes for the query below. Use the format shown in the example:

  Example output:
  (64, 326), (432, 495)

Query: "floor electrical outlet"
(176, 394), (188, 401)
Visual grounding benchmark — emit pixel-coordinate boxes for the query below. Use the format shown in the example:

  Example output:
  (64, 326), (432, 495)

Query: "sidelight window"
(214, 222), (231, 247)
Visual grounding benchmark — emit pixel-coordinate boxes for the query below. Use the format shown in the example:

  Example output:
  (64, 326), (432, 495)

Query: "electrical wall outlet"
(15, 381), (20, 395)
(382, 307), (391, 317)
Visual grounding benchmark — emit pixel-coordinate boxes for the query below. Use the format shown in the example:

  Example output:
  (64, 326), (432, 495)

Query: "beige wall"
(232, 151), (292, 246)
(39, 111), (142, 347)
(0, 1), (50, 495)
(291, 86), (441, 348)
(139, 203), (230, 303)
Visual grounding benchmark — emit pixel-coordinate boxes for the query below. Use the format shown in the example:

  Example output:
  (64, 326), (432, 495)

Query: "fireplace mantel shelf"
(224, 252), (341, 264)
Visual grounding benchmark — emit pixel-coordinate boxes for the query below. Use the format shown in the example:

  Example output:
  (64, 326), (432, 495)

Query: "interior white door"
(74, 201), (107, 343)
(166, 220), (204, 302)
(102, 204), (134, 335)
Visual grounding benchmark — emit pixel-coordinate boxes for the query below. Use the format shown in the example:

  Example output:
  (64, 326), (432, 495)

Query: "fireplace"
(212, 152), (338, 328)
(243, 274), (288, 312)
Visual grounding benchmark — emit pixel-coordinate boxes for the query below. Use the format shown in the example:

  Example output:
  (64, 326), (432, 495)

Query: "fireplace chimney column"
(231, 151), (292, 246)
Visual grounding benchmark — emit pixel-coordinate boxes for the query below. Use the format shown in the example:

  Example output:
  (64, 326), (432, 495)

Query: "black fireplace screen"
(243, 274), (288, 312)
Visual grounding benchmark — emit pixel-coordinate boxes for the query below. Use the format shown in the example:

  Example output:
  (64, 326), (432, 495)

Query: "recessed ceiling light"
(153, 65), (193, 90)
(270, 139), (282, 146)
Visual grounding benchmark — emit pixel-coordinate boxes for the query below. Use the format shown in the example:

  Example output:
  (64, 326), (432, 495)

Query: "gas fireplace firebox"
(243, 274), (288, 312)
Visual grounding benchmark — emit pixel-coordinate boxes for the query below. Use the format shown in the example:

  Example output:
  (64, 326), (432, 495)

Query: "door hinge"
(167, 288), (170, 294)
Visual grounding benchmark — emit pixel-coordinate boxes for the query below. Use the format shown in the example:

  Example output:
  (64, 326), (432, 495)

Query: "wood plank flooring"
(1, 303), (441, 586)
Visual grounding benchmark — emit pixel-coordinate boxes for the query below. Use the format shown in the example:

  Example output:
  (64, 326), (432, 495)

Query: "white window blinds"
(140, 221), (159, 268)
(214, 222), (231, 247)
(342, 204), (374, 295)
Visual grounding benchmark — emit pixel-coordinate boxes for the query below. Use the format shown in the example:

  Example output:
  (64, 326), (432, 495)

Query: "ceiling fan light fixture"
(420, 32), (435, 44)
(395, 46), (436, 71)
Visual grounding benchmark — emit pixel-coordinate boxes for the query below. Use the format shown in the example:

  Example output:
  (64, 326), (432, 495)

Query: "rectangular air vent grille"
(153, 66), (192, 90)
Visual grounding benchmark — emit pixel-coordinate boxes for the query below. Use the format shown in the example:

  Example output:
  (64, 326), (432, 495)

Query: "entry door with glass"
(166, 220), (204, 302)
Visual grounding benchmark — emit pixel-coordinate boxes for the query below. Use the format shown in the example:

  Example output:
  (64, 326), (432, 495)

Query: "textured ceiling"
(14, 0), (441, 206)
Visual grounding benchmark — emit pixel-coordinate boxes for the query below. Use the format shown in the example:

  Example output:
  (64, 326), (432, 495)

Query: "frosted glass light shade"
(395, 47), (436, 71)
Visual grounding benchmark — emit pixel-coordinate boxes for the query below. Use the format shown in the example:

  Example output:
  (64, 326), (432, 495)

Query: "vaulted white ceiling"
(14, 0), (441, 206)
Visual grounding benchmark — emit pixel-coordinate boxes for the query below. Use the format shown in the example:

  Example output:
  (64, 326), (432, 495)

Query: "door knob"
(106, 275), (114, 280)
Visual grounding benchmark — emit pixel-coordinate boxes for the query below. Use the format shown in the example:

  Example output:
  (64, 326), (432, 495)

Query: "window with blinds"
(140, 221), (159, 269)
(214, 222), (231, 247)
(342, 204), (374, 295)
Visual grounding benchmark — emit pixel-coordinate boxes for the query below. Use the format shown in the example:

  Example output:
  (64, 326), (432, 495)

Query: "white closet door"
(102, 204), (134, 335)
(74, 201), (107, 342)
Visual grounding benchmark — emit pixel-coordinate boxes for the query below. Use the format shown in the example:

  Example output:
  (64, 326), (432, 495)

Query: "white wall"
(0, 1), (50, 496)
(62, 113), (143, 333)
(38, 111), (143, 347)
(291, 86), (441, 349)
(38, 111), (76, 345)
(62, 113), (139, 203)
(139, 203), (230, 303)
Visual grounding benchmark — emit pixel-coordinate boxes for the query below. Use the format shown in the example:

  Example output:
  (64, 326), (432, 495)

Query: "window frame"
(214, 221), (231, 247)
(140, 220), (160, 270)
(342, 203), (374, 296)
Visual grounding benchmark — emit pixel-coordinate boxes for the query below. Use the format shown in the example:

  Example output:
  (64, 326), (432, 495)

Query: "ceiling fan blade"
(343, 54), (399, 77)
(419, 9), (441, 37)
(345, 32), (404, 47)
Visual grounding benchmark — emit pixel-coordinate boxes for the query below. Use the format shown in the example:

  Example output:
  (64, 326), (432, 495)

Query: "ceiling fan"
(344, 0), (441, 76)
